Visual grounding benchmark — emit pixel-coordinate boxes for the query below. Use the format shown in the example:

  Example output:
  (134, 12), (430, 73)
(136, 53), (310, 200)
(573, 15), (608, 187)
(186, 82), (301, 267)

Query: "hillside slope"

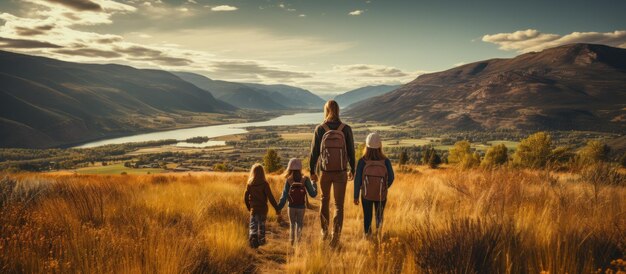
(347, 44), (626, 132)
(173, 72), (325, 110)
(0, 51), (234, 148)
(334, 84), (400, 107)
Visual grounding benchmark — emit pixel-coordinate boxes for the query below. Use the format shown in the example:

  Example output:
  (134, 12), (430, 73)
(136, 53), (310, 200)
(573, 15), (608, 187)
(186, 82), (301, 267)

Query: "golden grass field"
(1, 166), (625, 273)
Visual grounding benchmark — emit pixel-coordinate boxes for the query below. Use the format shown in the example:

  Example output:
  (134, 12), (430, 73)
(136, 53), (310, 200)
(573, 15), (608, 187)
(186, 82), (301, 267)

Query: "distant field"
(280, 132), (313, 140)
(383, 138), (436, 147)
(74, 163), (165, 175)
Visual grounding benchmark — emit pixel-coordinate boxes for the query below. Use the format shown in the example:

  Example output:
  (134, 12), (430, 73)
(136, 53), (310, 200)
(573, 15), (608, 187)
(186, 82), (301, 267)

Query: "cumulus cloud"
(482, 29), (626, 52)
(349, 10), (364, 16)
(211, 5), (238, 11)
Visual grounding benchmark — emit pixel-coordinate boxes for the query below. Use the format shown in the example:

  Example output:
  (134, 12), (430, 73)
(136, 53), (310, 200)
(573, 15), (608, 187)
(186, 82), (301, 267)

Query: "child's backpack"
(319, 123), (348, 172)
(361, 159), (388, 201)
(288, 177), (307, 206)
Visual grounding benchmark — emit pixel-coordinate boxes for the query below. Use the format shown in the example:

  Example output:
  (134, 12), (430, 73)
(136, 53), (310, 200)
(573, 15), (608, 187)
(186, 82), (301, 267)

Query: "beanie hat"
(287, 158), (302, 170)
(366, 132), (382, 149)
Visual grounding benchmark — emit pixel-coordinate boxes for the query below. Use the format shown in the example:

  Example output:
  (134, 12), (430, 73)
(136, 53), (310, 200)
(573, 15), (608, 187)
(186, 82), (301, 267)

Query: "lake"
(76, 112), (323, 148)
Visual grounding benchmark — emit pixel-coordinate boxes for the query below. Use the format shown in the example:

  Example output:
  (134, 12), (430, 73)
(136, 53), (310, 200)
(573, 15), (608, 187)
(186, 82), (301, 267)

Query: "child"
(244, 163), (279, 248)
(277, 158), (318, 245)
(353, 133), (395, 236)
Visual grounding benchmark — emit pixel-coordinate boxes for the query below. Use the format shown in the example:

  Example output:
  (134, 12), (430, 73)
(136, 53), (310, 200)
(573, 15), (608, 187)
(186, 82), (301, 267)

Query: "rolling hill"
(173, 72), (325, 110)
(334, 84), (400, 107)
(347, 43), (626, 132)
(0, 50), (234, 148)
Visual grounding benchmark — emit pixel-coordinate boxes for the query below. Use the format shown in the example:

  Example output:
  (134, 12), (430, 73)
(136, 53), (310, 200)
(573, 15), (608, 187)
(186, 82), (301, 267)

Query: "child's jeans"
(362, 199), (386, 235)
(288, 207), (305, 245)
(249, 214), (266, 248)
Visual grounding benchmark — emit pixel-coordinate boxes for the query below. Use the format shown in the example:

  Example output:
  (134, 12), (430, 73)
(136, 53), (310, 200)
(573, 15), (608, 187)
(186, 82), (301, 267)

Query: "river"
(76, 112), (323, 148)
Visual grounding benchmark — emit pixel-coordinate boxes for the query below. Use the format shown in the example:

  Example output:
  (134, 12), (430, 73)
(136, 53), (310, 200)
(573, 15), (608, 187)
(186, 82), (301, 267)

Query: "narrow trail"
(253, 197), (322, 273)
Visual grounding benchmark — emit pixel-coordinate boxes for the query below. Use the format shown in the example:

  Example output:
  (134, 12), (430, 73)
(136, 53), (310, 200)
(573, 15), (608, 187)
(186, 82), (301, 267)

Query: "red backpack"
(361, 159), (388, 201)
(319, 123), (348, 172)
(288, 177), (307, 206)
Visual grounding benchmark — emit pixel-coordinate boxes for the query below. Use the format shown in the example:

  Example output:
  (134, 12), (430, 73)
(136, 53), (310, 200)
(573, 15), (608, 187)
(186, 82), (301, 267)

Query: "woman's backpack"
(288, 177), (307, 206)
(319, 123), (348, 172)
(361, 159), (388, 201)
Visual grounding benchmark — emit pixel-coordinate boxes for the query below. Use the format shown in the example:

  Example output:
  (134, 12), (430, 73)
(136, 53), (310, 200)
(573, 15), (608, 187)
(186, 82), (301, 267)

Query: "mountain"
(0, 50), (234, 148)
(347, 44), (626, 132)
(334, 85), (400, 107)
(172, 72), (285, 110)
(173, 72), (325, 110)
(244, 83), (326, 109)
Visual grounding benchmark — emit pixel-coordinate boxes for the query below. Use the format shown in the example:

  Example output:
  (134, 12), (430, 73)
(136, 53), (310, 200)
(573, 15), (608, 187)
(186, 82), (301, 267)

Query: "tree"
(399, 150), (409, 165)
(448, 140), (480, 169)
(448, 141), (471, 164)
(424, 148), (441, 169)
(213, 162), (229, 172)
(481, 144), (508, 168)
(263, 149), (282, 173)
(577, 140), (610, 164)
(512, 132), (552, 169)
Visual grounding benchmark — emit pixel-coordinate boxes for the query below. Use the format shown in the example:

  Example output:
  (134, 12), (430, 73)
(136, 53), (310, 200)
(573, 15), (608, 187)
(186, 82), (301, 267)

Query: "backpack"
(319, 123), (348, 172)
(288, 177), (307, 206)
(361, 159), (388, 201)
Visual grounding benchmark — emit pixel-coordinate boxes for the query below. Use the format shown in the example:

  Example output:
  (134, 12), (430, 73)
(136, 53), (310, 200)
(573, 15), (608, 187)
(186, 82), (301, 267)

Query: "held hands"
(310, 173), (318, 182)
(353, 199), (359, 206)
(348, 172), (354, 181)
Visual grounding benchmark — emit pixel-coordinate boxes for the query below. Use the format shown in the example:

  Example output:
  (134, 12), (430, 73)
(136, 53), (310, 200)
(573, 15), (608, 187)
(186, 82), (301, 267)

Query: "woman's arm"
(386, 159), (395, 187)
(277, 181), (290, 210)
(309, 125), (322, 177)
(265, 182), (279, 211)
(243, 186), (251, 211)
(305, 177), (318, 198)
(353, 159), (365, 201)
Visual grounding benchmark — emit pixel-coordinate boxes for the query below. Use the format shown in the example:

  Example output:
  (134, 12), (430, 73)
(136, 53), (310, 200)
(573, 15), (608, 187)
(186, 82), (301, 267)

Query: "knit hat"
(365, 132), (382, 149)
(287, 158), (302, 170)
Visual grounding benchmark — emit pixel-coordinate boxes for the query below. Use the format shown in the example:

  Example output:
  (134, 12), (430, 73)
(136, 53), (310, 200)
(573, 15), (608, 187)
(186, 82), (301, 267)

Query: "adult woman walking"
(353, 133), (394, 236)
(309, 100), (355, 246)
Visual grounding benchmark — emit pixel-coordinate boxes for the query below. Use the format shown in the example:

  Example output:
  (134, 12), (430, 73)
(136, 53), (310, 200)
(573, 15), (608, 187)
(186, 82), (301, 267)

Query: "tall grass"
(1, 167), (624, 273)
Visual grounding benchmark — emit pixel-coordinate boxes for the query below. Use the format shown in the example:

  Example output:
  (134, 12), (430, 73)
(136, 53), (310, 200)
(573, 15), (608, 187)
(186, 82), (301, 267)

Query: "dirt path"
(252, 198), (321, 273)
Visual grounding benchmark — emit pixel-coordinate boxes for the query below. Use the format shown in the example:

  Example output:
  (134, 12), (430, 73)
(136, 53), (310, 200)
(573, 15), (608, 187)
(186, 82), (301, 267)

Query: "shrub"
(263, 149), (282, 173)
(512, 132), (552, 168)
(423, 148), (442, 169)
(399, 150), (409, 165)
(577, 140), (610, 164)
(481, 144), (508, 168)
(448, 141), (471, 164)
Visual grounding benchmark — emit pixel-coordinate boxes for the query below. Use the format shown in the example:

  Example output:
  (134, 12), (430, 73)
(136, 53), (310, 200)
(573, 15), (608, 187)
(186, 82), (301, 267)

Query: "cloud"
(55, 48), (122, 58)
(211, 5), (238, 11)
(349, 10), (364, 16)
(115, 45), (192, 66)
(298, 14), (306, 17)
(210, 61), (313, 80)
(45, 0), (102, 11)
(0, 36), (62, 48)
(14, 24), (55, 36)
(333, 64), (409, 77)
(482, 29), (626, 52)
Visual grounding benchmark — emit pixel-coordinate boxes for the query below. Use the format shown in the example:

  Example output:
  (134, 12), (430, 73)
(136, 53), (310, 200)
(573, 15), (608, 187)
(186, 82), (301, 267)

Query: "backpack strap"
(337, 123), (345, 132)
(321, 123), (331, 132)
(300, 176), (307, 184)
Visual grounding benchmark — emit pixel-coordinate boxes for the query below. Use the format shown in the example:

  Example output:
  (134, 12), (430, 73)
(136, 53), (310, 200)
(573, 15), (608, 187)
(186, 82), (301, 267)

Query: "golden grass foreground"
(1, 167), (625, 273)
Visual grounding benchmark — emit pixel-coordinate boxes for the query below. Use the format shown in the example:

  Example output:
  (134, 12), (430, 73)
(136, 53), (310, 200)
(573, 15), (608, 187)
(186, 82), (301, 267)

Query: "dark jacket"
(277, 176), (318, 209)
(354, 158), (395, 200)
(244, 179), (279, 216)
(309, 121), (356, 175)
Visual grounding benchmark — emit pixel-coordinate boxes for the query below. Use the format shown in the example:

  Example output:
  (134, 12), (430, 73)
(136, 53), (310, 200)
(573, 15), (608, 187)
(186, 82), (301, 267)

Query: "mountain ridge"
(346, 43), (626, 132)
(0, 50), (235, 148)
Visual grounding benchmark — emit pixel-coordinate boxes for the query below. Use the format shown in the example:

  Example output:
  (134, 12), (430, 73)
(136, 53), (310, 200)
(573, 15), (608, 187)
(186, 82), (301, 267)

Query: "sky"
(1, 0), (625, 95)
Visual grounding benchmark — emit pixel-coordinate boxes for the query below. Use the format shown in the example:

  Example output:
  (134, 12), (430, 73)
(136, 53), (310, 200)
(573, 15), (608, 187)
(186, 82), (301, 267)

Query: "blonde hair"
(324, 100), (341, 122)
(247, 163), (266, 184)
(363, 147), (387, 161)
